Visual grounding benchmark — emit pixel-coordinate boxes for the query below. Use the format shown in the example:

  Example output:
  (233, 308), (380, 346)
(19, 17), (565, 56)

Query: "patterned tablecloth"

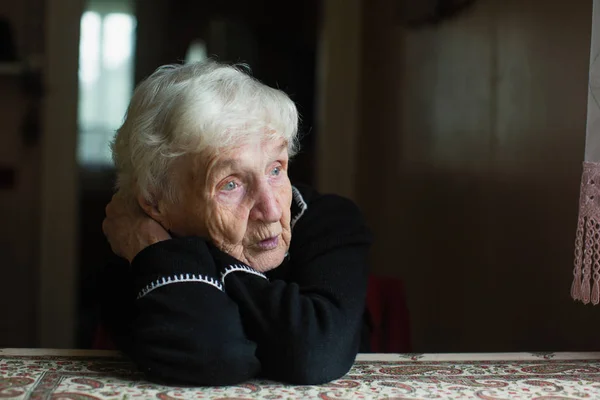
(2, 349), (600, 399)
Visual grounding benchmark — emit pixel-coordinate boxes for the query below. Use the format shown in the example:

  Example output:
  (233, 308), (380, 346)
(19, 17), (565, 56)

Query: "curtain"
(572, 0), (600, 305)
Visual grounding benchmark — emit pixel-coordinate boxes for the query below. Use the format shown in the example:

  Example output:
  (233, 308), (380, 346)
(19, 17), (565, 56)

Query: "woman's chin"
(247, 248), (287, 272)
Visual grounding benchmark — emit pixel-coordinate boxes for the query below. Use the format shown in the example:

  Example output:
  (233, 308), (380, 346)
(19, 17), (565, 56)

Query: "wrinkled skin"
(103, 137), (292, 272)
(102, 193), (172, 262)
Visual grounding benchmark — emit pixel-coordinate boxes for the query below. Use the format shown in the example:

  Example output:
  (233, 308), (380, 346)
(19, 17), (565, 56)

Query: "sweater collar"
(290, 185), (308, 229)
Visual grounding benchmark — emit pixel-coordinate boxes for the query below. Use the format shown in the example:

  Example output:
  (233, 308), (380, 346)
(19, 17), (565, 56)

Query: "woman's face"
(161, 137), (293, 272)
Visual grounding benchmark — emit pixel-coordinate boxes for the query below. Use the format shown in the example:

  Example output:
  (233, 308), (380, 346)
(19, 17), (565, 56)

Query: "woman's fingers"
(102, 192), (170, 262)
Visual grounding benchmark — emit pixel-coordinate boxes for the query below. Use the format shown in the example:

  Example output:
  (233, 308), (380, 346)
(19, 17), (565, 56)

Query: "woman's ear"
(137, 193), (170, 230)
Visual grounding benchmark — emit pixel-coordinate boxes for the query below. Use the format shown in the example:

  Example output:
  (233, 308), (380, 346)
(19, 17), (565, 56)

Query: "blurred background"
(1, 0), (599, 353)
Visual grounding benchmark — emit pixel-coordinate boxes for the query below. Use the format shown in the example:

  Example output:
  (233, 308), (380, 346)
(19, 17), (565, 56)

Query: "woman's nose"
(250, 184), (282, 223)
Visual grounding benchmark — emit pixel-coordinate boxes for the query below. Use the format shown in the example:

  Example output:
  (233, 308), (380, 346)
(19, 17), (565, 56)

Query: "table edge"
(3, 349), (600, 361)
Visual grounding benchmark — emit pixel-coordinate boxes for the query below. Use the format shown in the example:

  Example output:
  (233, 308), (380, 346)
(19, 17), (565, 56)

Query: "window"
(186, 39), (207, 64)
(77, 1), (136, 166)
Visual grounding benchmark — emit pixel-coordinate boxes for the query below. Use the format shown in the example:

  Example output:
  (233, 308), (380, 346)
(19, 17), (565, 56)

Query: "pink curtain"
(572, 0), (600, 305)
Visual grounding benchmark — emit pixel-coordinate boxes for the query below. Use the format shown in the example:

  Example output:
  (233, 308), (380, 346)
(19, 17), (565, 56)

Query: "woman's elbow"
(281, 347), (357, 385)
(133, 343), (261, 386)
(290, 364), (352, 385)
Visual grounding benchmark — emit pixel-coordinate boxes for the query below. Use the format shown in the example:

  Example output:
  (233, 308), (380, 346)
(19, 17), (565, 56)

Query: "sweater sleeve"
(217, 194), (372, 384)
(100, 237), (261, 386)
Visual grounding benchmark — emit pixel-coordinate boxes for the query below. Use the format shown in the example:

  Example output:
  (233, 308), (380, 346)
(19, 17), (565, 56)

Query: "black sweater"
(100, 184), (373, 386)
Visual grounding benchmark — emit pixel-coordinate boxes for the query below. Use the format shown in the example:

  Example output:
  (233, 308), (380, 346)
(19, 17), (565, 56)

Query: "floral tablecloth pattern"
(2, 349), (600, 399)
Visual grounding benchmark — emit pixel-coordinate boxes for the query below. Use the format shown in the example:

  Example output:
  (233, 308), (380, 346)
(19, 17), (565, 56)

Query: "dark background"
(1, 0), (599, 353)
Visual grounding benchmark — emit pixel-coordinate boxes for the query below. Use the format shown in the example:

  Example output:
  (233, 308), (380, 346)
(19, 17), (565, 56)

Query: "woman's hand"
(102, 192), (171, 262)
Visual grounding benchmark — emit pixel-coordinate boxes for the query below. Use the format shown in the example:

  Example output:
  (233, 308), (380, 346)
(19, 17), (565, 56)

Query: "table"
(2, 349), (600, 399)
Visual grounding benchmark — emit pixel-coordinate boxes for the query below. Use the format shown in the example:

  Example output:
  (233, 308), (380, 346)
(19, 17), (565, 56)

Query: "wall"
(316, 0), (363, 200)
(0, 0), (79, 348)
(0, 2), (43, 347)
(358, 0), (600, 352)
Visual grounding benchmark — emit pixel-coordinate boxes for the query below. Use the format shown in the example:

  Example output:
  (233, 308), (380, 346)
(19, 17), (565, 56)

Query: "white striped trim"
(221, 264), (268, 283)
(291, 186), (307, 228)
(136, 274), (223, 299)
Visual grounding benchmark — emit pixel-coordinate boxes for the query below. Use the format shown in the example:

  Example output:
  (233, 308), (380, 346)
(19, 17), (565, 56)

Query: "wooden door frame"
(315, 0), (363, 200)
(39, 0), (82, 348)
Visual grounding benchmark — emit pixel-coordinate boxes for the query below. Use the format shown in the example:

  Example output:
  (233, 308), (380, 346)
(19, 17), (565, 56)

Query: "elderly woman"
(100, 60), (372, 386)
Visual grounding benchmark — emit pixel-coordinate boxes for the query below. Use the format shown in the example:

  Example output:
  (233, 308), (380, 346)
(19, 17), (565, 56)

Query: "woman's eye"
(271, 166), (281, 176)
(222, 181), (238, 191)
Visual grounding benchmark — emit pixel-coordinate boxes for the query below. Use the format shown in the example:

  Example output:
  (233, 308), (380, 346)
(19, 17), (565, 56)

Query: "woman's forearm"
(102, 237), (261, 386)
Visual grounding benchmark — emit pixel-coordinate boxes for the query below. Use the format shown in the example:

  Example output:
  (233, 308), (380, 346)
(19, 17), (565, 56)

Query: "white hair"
(112, 59), (300, 204)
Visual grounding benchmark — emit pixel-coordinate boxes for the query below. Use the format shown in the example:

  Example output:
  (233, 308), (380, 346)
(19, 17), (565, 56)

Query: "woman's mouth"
(257, 236), (279, 250)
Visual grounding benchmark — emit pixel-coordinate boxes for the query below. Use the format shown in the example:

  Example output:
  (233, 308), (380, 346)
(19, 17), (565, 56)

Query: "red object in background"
(366, 275), (411, 353)
(92, 324), (115, 350)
